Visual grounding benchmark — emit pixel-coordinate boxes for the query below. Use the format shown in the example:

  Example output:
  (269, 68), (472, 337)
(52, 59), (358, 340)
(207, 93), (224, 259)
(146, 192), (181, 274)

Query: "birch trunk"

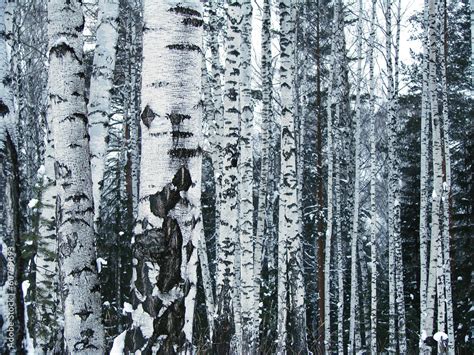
(253, 0), (271, 348)
(278, 1), (307, 353)
(425, 0), (442, 344)
(47, 0), (105, 352)
(35, 125), (61, 353)
(214, 1), (241, 352)
(349, 0), (363, 352)
(88, 0), (120, 222)
(125, 1), (203, 353)
(335, 148), (344, 355)
(419, 1), (431, 352)
(324, 1), (341, 350)
(439, 1), (455, 350)
(368, 0), (378, 352)
(239, 1), (255, 352)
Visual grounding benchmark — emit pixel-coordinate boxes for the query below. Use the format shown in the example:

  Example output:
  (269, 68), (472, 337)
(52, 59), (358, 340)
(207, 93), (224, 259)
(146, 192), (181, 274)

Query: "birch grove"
(0, 0), (471, 354)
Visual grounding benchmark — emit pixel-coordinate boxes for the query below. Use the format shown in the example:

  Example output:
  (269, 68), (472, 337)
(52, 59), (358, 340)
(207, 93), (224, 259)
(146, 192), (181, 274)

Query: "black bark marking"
(168, 5), (201, 18)
(168, 147), (201, 159)
(50, 42), (79, 61)
(125, 327), (147, 352)
(156, 218), (183, 293)
(150, 186), (180, 218)
(172, 166), (192, 191)
(74, 309), (92, 321)
(182, 17), (204, 27)
(166, 113), (191, 125)
(0, 99), (10, 116)
(166, 43), (201, 52)
(141, 105), (156, 128)
(185, 240), (194, 262)
(152, 299), (186, 353)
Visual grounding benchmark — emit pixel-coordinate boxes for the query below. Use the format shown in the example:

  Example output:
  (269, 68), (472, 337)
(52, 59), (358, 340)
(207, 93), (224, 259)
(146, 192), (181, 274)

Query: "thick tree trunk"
(88, 0), (120, 222)
(125, 1), (203, 353)
(47, 0), (105, 352)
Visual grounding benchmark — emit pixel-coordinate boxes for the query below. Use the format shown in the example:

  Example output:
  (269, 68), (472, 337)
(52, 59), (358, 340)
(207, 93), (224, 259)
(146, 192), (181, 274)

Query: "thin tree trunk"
(335, 147), (344, 355)
(368, 0), (378, 352)
(214, 1), (241, 352)
(349, 0), (363, 352)
(88, 0), (120, 222)
(254, 0), (272, 349)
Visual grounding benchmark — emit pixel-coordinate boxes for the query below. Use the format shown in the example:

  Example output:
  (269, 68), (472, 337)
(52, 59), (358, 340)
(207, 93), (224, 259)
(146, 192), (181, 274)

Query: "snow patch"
(28, 199), (39, 208)
(110, 330), (126, 355)
(433, 331), (448, 342)
(37, 164), (45, 177)
(96, 257), (107, 273)
(123, 302), (133, 314)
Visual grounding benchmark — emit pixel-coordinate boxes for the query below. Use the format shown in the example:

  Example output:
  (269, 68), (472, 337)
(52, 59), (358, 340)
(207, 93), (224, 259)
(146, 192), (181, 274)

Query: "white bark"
(324, 1), (341, 351)
(35, 126), (61, 353)
(335, 149), (344, 355)
(239, 1), (255, 352)
(253, 0), (271, 348)
(47, 0), (105, 352)
(214, 1), (241, 351)
(368, 0), (378, 352)
(127, 1), (203, 353)
(349, 0), (363, 352)
(88, 0), (120, 222)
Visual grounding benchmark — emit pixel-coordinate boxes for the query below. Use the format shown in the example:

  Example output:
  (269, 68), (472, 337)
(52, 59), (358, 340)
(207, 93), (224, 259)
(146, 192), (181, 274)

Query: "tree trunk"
(88, 0), (120, 222)
(213, 1), (241, 352)
(47, 0), (105, 352)
(125, 1), (203, 353)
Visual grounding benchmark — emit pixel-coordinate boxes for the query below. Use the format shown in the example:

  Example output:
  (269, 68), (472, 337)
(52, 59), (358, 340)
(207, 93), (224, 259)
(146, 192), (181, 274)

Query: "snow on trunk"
(47, 0), (105, 352)
(87, 0), (120, 222)
(125, 1), (203, 353)
(35, 128), (61, 352)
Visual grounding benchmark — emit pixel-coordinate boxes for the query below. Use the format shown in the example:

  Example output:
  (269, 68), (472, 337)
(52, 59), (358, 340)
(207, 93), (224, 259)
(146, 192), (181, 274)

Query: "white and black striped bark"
(348, 0), (363, 352)
(47, 0), (105, 352)
(35, 124), (61, 353)
(214, 0), (241, 352)
(87, 0), (120, 222)
(239, 0), (255, 353)
(368, 0), (378, 352)
(254, 0), (271, 349)
(278, 1), (307, 353)
(125, 1), (203, 353)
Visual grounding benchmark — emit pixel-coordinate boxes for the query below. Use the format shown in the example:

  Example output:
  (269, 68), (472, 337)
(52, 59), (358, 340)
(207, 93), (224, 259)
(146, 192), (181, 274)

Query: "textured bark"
(277, 1), (307, 353)
(348, 0), (363, 352)
(88, 0), (120, 222)
(125, 1), (203, 353)
(239, 1), (254, 352)
(419, 1), (430, 352)
(253, 0), (271, 349)
(213, 1), (242, 352)
(35, 125), (61, 353)
(335, 151), (344, 355)
(368, 0), (378, 352)
(47, 0), (105, 352)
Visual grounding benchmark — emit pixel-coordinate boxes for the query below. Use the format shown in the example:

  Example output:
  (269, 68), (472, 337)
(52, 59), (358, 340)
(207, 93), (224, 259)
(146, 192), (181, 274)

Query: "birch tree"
(88, 0), (120, 221)
(368, 0), (378, 352)
(214, 0), (242, 352)
(47, 0), (105, 352)
(124, 1), (203, 353)
(349, 0), (364, 352)
(254, 0), (272, 349)
(278, 1), (307, 352)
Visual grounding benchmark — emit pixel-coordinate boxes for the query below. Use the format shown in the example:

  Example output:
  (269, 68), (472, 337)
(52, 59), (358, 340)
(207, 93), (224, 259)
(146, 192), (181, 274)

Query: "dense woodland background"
(0, 0), (472, 354)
